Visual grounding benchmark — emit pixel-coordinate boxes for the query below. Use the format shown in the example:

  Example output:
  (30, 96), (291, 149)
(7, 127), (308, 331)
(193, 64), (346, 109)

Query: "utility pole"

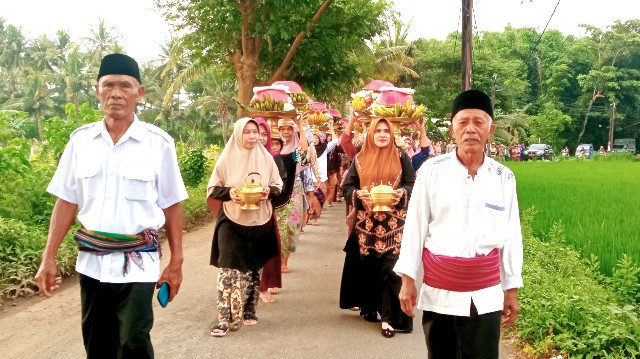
(608, 102), (616, 151)
(461, 0), (473, 91)
(491, 73), (497, 112)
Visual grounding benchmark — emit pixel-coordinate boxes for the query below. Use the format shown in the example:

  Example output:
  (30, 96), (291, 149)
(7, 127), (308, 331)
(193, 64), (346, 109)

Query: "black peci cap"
(97, 53), (141, 84)
(451, 89), (493, 120)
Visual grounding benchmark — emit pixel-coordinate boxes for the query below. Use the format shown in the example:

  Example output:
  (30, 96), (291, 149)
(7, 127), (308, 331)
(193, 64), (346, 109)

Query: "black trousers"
(80, 274), (155, 359)
(361, 255), (413, 331)
(422, 304), (501, 359)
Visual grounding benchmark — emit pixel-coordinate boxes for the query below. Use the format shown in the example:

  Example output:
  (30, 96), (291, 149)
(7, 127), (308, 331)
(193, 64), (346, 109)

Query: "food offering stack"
(247, 84), (298, 139)
(353, 83), (426, 142)
(305, 102), (332, 134)
(272, 80), (310, 110)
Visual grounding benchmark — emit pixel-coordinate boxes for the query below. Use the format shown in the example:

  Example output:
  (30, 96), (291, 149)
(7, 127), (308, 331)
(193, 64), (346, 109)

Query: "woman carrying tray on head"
(253, 117), (309, 303)
(278, 118), (316, 273)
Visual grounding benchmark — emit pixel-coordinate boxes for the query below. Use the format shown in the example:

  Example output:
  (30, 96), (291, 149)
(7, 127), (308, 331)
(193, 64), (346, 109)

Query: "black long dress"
(209, 185), (281, 272)
(339, 150), (415, 331)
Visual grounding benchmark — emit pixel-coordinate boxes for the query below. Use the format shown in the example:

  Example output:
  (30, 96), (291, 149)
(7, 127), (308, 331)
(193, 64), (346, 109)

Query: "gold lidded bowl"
(369, 184), (395, 212)
(236, 172), (263, 210)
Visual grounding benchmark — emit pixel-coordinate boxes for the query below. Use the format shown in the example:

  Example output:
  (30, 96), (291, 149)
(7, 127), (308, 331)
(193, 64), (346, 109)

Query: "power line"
(494, 0), (562, 94)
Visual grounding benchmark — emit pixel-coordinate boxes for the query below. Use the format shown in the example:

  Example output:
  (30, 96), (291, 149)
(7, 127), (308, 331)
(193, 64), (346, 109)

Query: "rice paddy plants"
(506, 160), (640, 276)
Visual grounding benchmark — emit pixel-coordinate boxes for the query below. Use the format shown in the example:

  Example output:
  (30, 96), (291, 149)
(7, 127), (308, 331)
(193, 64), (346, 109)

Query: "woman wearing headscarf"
(207, 118), (283, 337)
(340, 118), (416, 338)
(253, 118), (308, 304)
(307, 124), (338, 225)
(278, 118), (315, 273)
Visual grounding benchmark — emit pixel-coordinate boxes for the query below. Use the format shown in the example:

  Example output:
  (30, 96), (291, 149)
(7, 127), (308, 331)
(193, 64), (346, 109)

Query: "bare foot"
(259, 292), (275, 303)
(268, 288), (280, 295)
(281, 266), (290, 273)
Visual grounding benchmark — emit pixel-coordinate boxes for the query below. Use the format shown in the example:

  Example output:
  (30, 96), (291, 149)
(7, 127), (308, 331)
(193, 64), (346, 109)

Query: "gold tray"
(368, 115), (418, 126)
(247, 110), (299, 119)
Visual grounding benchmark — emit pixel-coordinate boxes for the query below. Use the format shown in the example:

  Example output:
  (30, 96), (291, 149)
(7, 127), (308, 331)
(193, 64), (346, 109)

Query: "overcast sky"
(2, 0), (638, 63)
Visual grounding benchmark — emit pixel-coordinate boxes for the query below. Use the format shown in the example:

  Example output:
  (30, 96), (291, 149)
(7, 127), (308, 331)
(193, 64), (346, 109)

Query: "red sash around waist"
(422, 248), (501, 292)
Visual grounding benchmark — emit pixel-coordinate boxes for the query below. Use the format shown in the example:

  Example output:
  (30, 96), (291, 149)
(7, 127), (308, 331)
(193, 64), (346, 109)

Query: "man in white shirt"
(394, 89), (523, 358)
(35, 53), (188, 359)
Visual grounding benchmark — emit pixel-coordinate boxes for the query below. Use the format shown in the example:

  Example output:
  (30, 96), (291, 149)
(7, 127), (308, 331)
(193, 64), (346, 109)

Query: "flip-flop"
(243, 313), (258, 326)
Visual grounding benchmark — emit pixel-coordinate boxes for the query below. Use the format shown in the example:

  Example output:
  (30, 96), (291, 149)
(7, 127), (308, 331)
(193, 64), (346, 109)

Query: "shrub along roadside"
(515, 208), (640, 358)
(0, 218), (77, 300)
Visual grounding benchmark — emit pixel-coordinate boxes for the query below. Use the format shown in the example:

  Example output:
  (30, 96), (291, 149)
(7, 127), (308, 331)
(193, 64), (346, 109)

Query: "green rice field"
(505, 160), (640, 276)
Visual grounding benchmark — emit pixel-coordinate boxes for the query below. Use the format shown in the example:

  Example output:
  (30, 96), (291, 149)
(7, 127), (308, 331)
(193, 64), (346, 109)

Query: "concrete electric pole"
(608, 102), (616, 151)
(461, 0), (473, 91)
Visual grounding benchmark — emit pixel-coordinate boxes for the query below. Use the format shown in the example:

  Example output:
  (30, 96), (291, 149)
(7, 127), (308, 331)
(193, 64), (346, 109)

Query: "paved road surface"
(0, 203), (519, 358)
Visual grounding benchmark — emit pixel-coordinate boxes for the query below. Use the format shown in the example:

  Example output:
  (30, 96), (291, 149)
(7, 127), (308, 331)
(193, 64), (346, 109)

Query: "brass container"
(236, 172), (263, 210)
(369, 184), (395, 212)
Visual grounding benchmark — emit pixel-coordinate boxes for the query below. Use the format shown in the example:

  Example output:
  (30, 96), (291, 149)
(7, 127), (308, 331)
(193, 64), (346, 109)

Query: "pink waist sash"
(422, 248), (501, 292)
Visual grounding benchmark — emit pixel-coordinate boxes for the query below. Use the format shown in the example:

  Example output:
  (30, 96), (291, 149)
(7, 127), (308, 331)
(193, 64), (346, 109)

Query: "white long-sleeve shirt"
(393, 151), (523, 316)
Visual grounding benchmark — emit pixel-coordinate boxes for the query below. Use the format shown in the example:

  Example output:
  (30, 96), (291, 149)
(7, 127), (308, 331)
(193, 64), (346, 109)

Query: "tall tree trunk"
(577, 88), (604, 144)
(232, 0), (333, 119)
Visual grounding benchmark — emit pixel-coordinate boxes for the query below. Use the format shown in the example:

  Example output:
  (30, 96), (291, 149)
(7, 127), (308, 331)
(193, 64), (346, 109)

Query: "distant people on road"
(35, 53), (188, 358)
(395, 89), (523, 358)
(599, 145), (606, 155)
(206, 117), (283, 337)
(578, 146), (585, 157)
(340, 117), (416, 338)
(562, 146), (570, 157)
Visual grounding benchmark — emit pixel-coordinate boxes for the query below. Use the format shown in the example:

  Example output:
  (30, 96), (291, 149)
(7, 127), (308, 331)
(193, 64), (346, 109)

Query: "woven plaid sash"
(74, 227), (160, 275)
(422, 248), (501, 292)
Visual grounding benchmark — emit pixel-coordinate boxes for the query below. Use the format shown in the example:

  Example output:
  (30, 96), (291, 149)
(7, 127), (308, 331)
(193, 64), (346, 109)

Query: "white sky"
(2, 0), (639, 63)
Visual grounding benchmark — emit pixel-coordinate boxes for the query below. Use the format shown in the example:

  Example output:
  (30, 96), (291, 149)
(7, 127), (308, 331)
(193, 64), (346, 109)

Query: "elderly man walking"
(394, 89), (523, 358)
(35, 53), (188, 359)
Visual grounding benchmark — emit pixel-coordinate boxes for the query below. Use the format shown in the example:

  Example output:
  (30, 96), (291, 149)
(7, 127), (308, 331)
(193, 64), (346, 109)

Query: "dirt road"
(0, 204), (521, 358)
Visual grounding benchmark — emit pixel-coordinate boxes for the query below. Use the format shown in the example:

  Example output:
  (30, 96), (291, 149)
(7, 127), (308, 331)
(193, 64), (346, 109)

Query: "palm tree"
(83, 18), (119, 69)
(363, 11), (419, 85)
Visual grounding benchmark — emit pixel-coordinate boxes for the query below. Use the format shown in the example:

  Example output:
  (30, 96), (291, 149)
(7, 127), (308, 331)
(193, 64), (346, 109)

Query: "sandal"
(381, 322), (395, 338)
(243, 312), (258, 326)
(211, 323), (228, 337)
(381, 327), (395, 338)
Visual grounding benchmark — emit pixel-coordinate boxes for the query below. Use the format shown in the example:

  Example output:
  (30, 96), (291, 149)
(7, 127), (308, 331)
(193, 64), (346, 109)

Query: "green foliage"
(517, 208), (640, 357)
(177, 141), (206, 188)
(527, 104), (573, 150)
(41, 103), (102, 161)
(0, 217), (77, 302)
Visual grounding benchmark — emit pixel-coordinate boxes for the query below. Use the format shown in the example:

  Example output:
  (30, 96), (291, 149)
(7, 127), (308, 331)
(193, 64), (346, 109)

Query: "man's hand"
(157, 261), (182, 302)
(501, 288), (520, 328)
(398, 274), (417, 317)
(35, 257), (62, 297)
(159, 202), (184, 302)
